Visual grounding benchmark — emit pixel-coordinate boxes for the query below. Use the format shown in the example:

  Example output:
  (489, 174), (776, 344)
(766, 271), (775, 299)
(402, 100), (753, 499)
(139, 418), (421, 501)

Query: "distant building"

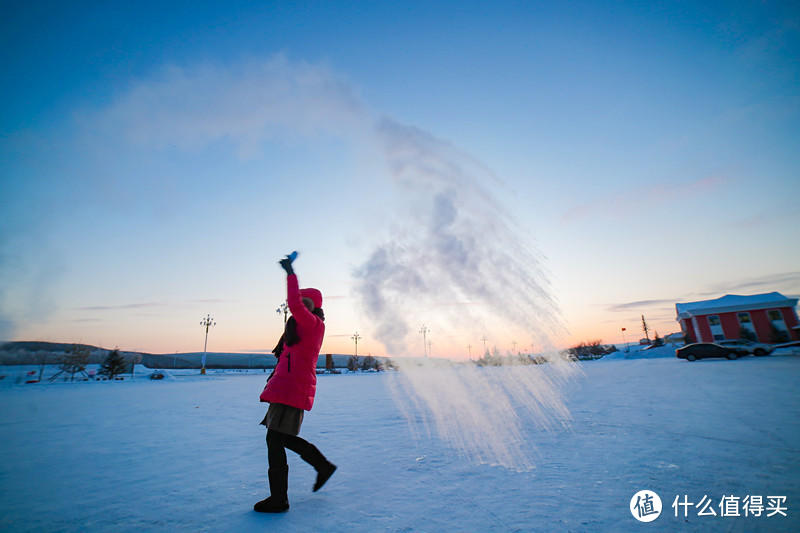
(664, 332), (684, 344)
(676, 292), (799, 343)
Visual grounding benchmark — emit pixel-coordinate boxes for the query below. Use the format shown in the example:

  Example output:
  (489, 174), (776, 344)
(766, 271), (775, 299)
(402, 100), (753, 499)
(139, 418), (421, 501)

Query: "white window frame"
(707, 315), (724, 341)
(768, 309), (788, 332)
(737, 311), (756, 335)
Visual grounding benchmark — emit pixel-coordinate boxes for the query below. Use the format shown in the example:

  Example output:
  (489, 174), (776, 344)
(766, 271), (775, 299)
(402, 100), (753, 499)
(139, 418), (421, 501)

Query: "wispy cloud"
(730, 202), (800, 229)
(606, 299), (676, 312)
(562, 175), (726, 223)
(605, 272), (800, 319)
(76, 302), (164, 311)
(598, 312), (677, 326)
(89, 55), (368, 157)
(695, 271), (800, 297)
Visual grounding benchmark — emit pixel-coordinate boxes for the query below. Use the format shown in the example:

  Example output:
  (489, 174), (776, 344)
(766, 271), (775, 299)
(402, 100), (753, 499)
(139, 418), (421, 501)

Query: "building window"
(738, 312), (757, 340)
(707, 315), (724, 341)
(768, 309), (789, 342)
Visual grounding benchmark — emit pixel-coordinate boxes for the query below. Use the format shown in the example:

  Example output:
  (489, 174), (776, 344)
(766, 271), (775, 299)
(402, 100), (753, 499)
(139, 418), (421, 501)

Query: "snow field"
(1, 355), (799, 532)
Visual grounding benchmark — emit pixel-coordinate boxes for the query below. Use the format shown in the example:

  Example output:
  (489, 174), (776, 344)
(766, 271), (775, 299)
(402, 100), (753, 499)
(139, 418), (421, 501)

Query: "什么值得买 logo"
(630, 490), (662, 522)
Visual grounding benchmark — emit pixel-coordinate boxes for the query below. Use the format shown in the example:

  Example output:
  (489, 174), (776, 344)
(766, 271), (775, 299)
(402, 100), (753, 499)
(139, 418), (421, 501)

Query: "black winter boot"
(313, 462), (337, 492)
(253, 496), (289, 513)
(299, 443), (337, 492)
(254, 467), (289, 513)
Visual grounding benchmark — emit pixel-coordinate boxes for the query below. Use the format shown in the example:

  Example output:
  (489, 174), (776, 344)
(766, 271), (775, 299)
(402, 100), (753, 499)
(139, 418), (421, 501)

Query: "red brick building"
(676, 292), (799, 344)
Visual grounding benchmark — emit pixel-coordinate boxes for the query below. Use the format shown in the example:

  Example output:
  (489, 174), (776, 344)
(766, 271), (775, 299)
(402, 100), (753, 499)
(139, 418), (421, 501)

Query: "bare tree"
(51, 344), (90, 382)
(361, 355), (377, 371)
(34, 351), (49, 382)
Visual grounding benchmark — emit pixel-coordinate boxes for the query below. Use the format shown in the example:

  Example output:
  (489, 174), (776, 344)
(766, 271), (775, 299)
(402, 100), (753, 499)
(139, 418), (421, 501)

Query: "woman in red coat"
(254, 253), (336, 513)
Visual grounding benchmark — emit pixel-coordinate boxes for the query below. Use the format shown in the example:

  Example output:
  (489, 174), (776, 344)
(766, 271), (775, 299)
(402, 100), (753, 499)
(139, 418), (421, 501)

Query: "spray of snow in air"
(388, 359), (575, 471)
(355, 119), (580, 470)
(87, 55), (579, 470)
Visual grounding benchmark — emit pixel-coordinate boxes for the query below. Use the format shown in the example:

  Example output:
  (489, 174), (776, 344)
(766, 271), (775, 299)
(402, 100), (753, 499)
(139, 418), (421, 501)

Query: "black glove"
(279, 256), (295, 275)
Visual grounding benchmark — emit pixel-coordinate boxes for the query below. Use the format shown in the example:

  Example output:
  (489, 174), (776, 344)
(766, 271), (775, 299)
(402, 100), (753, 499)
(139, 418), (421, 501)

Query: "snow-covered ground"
(1, 354), (799, 532)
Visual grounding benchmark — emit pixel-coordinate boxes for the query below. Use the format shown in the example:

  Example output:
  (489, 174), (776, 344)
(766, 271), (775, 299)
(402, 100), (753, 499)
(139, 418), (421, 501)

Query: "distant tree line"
(474, 347), (549, 366)
(565, 340), (618, 361)
(346, 355), (395, 371)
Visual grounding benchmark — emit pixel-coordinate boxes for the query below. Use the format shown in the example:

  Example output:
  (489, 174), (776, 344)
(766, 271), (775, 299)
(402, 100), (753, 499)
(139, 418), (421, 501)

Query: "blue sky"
(1, 1), (798, 357)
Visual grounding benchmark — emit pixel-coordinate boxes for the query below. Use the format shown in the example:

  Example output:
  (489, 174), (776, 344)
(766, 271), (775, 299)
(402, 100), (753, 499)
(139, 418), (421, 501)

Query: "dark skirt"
(260, 402), (304, 436)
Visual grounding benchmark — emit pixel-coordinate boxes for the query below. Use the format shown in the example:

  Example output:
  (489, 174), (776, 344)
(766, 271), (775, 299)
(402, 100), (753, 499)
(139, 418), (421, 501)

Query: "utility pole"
(200, 314), (216, 375)
(481, 335), (488, 355)
(351, 331), (362, 358)
(511, 341), (517, 354)
(419, 325), (430, 357)
(276, 302), (288, 324)
(428, 340), (432, 358)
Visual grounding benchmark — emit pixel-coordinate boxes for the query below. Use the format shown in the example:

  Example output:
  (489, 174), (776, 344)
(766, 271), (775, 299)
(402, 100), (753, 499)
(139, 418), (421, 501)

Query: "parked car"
(676, 343), (742, 361)
(716, 339), (774, 357)
(773, 341), (800, 355)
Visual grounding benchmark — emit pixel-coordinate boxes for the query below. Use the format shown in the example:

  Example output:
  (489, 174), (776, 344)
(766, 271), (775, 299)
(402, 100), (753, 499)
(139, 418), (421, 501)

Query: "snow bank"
(600, 344), (678, 360)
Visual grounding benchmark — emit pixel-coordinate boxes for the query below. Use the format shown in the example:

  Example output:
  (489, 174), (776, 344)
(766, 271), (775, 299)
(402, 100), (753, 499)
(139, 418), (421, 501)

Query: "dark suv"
(676, 343), (742, 361)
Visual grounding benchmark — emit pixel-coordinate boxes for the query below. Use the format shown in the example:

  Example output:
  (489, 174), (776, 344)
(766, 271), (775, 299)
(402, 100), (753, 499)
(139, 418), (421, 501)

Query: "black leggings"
(267, 429), (324, 470)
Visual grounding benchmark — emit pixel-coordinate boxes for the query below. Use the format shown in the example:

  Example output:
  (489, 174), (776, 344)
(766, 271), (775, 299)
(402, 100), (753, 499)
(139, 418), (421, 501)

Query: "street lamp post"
(419, 325), (430, 357)
(276, 302), (288, 324)
(351, 332), (362, 358)
(200, 314), (216, 375)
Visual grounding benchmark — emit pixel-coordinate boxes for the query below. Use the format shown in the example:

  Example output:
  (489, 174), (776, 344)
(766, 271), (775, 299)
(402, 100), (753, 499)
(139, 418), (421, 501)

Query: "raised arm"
(286, 273), (317, 329)
(279, 254), (317, 330)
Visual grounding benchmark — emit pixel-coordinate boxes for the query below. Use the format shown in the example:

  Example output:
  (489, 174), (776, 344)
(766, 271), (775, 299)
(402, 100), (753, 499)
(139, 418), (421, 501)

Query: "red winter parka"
(260, 274), (325, 411)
